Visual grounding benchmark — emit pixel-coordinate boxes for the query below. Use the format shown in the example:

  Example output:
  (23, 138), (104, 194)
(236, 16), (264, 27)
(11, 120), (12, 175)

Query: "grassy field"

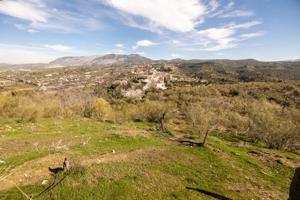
(0, 118), (299, 200)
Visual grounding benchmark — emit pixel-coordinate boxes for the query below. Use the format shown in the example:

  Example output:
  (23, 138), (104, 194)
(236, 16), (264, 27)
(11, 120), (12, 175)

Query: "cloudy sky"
(0, 0), (299, 64)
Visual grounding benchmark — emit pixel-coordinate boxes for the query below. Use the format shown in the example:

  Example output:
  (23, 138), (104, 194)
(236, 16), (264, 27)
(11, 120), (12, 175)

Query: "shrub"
(92, 98), (112, 121)
(0, 94), (18, 117)
(15, 97), (39, 123)
(247, 100), (300, 150)
(0, 94), (39, 122)
(43, 98), (62, 118)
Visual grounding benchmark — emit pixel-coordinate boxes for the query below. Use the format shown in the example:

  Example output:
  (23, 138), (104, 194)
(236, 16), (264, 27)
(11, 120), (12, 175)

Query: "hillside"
(0, 118), (299, 200)
(0, 56), (300, 200)
(174, 59), (300, 82)
(50, 54), (152, 66)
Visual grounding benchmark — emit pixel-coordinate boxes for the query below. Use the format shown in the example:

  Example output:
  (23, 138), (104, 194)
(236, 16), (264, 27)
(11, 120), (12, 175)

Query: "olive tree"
(186, 103), (215, 146)
(142, 100), (176, 131)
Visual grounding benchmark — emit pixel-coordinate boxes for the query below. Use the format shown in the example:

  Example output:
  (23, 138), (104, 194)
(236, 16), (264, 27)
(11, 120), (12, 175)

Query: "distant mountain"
(0, 63), (10, 68)
(50, 54), (152, 66)
(0, 63), (47, 70)
(1, 54), (300, 82)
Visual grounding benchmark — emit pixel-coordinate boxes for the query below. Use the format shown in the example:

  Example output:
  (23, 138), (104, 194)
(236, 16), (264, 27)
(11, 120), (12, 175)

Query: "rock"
(41, 180), (49, 185)
(63, 158), (71, 171)
(275, 159), (283, 164)
(289, 167), (300, 200)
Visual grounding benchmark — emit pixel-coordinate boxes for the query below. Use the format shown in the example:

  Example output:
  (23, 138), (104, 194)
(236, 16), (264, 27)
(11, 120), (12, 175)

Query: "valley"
(0, 54), (300, 199)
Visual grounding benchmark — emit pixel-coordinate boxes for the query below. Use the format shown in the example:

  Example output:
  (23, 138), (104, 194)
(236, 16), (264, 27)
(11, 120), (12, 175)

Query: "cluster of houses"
(119, 63), (201, 98)
(0, 63), (205, 98)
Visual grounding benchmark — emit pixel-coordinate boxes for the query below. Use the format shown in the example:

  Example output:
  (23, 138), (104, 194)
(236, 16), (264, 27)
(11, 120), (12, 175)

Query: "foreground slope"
(0, 118), (299, 200)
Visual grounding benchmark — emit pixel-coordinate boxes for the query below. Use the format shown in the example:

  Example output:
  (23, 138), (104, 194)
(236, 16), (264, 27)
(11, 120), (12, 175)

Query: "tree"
(142, 100), (176, 131)
(186, 103), (215, 146)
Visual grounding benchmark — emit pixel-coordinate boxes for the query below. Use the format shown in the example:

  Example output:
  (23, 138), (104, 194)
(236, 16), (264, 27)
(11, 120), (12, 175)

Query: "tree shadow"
(186, 187), (232, 200)
(171, 137), (203, 147)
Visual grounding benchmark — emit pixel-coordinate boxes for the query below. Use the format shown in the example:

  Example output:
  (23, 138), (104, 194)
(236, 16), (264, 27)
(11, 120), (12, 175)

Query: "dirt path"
(0, 147), (160, 192)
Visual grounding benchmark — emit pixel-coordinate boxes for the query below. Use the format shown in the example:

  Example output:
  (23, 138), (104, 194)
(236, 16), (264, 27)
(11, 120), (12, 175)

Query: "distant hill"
(1, 54), (300, 81)
(0, 63), (47, 70)
(50, 54), (152, 66)
(0, 63), (10, 69)
(173, 59), (300, 82)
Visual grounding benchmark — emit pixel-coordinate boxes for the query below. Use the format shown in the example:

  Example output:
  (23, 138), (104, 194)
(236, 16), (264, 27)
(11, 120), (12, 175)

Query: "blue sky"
(0, 0), (299, 64)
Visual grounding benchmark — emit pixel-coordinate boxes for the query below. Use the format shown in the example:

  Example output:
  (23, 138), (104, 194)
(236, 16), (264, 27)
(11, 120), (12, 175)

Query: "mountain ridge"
(50, 54), (152, 66)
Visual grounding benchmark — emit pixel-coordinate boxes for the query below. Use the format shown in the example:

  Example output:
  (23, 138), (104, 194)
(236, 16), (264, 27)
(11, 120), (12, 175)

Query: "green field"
(0, 118), (298, 200)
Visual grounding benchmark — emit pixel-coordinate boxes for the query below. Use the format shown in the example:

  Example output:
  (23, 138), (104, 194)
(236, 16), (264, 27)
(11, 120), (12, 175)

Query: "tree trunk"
(289, 167), (300, 200)
(158, 112), (167, 131)
(159, 118), (165, 131)
(202, 129), (209, 146)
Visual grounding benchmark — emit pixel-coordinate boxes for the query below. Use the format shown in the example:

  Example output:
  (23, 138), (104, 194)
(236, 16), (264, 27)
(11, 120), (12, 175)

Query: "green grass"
(2, 151), (48, 169)
(73, 134), (161, 156)
(0, 118), (299, 200)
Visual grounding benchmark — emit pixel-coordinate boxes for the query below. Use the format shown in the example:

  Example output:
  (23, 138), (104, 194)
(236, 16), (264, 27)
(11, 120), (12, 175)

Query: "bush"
(43, 98), (62, 118)
(15, 97), (39, 123)
(141, 100), (176, 122)
(0, 94), (20, 117)
(247, 100), (300, 150)
(92, 98), (112, 121)
(0, 94), (39, 122)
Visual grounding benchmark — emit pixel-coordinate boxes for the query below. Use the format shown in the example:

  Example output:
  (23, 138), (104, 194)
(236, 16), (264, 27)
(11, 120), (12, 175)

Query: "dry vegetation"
(1, 62), (300, 199)
(0, 81), (299, 152)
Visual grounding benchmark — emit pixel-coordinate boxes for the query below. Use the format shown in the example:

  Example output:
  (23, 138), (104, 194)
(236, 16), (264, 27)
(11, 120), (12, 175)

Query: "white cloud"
(136, 40), (157, 47)
(44, 44), (74, 52)
(0, 0), (102, 32)
(115, 43), (124, 48)
(0, 0), (49, 23)
(207, 0), (219, 12)
(133, 40), (158, 49)
(105, 0), (206, 32)
(227, 21), (261, 29)
(197, 27), (236, 51)
(181, 20), (262, 51)
(198, 28), (235, 41)
(0, 0), (265, 59)
(172, 40), (181, 45)
(240, 32), (265, 40)
(220, 10), (254, 18)
(103, 0), (263, 52)
(209, 1), (254, 19)
(27, 29), (39, 33)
